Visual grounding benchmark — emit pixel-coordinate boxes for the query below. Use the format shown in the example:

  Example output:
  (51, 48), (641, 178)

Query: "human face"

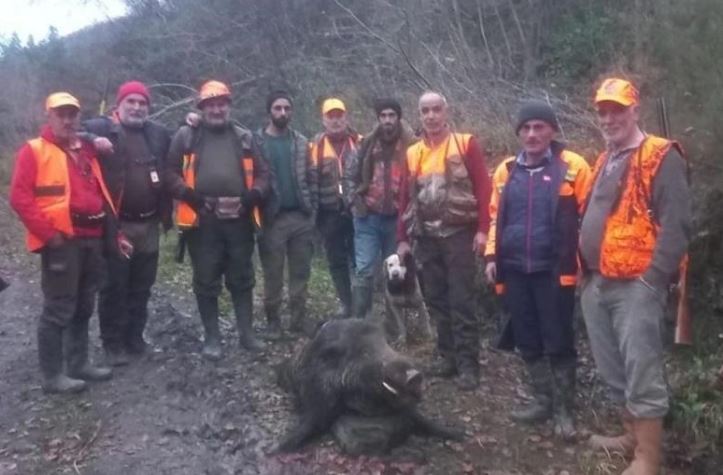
(418, 93), (448, 138)
(518, 120), (556, 159)
(47, 106), (79, 142)
(322, 109), (347, 136)
(378, 108), (400, 139)
(596, 101), (640, 149)
(201, 96), (231, 128)
(270, 98), (292, 130)
(117, 93), (149, 128)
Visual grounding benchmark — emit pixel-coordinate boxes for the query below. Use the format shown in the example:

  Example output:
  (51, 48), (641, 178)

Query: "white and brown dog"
(384, 253), (433, 346)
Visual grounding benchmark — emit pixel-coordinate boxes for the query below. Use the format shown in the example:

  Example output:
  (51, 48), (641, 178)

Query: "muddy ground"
(0, 195), (697, 475)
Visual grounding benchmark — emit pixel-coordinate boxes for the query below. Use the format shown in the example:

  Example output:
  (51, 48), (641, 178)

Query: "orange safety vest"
(403, 132), (477, 236)
(585, 135), (684, 278)
(309, 133), (361, 204)
(175, 153), (259, 229)
(26, 137), (115, 251)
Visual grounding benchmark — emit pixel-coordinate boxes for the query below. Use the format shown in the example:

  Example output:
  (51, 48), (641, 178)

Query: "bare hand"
(472, 231), (488, 253)
(186, 112), (201, 128)
(397, 241), (411, 258)
(484, 261), (497, 284)
(117, 233), (134, 259)
(47, 233), (64, 249)
(93, 137), (114, 155)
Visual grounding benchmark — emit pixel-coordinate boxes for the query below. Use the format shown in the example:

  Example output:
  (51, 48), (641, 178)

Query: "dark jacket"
(82, 116), (173, 231)
(253, 127), (318, 225)
(487, 141), (591, 288)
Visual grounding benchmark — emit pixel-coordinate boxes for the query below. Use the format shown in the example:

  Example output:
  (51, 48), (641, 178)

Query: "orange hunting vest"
(175, 153), (259, 229)
(585, 135), (684, 278)
(26, 137), (115, 251)
(403, 133), (478, 236)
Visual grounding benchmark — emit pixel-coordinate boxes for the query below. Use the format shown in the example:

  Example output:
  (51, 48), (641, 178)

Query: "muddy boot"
(622, 418), (663, 475)
(427, 355), (458, 378)
(38, 320), (86, 394)
(351, 279), (374, 320)
(104, 344), (131, 367)
(330, 266), (353, 319)
(197, 295), (222, 361)
(551, 357), (576, 441)
(66, 320), (112, 382)
(511, 358), (553, 423)
(233, 292), (266, 352)
(589, 408), (636, 454)
(125, 317), (148, 355)
(263, 308), (284, 341)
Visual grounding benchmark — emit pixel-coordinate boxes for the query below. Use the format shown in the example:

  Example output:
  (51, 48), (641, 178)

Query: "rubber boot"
(104, 343), (131, 367)
(551, 357), (576, 440)
(510, 358), (553, 423)
(330, 266), (353, 319)
(125, 309), (149, 355)
(233, 291), (266, 352)
(263, 307), (284, 341)
(351, 279), (374, 320)
(589, 408), (636, 454)
(38, 320), (86, 394)
(197, 295), (222, 361)
(288, 303), (309, 336)
(621, 418), (663, 475)
(65, 320), (112, 382)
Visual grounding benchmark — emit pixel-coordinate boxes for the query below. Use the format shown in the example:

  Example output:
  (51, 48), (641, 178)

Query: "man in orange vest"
(580, 78), (691, 474)
(309, 98), (360, 319)
(9, 92), (121, 393)
(485, 101), (591, 439)
(397, 91), (492, 391)
(165, 80), (270, 359)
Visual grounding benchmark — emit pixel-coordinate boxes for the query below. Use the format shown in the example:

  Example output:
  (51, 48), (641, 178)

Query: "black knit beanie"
(266, 90), (293, 112)
(374, 98), (402, 119)
(515, 101), (559, 134)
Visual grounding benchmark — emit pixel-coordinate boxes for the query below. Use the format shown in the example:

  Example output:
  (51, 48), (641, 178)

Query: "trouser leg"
(258, 216), (288, 324)
(98, 252), (130, 352)
(124, 250), (159, 353)
(352, 215), (380, 320)
(319, 210), (353, 316)
(285, 212), (314, 333)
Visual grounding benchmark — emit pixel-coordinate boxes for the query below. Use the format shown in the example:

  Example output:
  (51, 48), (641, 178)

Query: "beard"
(378, 123), (401, 143)
(271, 116), (290, 129)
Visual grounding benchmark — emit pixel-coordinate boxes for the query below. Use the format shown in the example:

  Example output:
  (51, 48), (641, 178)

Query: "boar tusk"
(382, 381), (399, 395)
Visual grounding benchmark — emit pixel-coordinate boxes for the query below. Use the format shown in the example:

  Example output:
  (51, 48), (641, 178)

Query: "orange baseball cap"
(594, 78), (639, 106)
(198, 80), (231, 107)
(45, 92), (80, 111)
(322, 98), (346, 115)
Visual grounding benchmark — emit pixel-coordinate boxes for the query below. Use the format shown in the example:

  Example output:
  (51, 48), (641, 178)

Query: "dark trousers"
(317, 209), (354, 308)
(98, 219), (160, 349)
(503, 269), (576, 361)
(258, 210), (314, 318)
(416, 228), (480, 374)
(41, 238), (104, 328)
(186, 214), (256, 300)
(98, 250), (159, 349)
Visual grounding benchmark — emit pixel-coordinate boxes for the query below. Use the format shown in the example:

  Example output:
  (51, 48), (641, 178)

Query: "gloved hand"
(242, 188), (262, 209)
(182, 188), (207, 212)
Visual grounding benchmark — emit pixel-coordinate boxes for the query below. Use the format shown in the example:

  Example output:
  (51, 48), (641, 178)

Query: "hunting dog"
(383, 253), (433, 346)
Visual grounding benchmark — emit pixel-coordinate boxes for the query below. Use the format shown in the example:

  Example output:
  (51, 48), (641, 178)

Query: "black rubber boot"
(351, 279), (374, 320)
(330, 267), (353, 318)
(65, 320), (112, 382)
(197, 295), (222, 361)
(104, 344), (131, 367)
(510, 358), (553, 423)
(38, 320), (86, 394)
(551, 357), (577, 441)
(233, 291), (266, 352)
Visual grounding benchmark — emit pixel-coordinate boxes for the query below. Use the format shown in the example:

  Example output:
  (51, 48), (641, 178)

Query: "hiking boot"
(66, 320), (112, 382)
(455, 371), (479, 391)
(38, 320), (86, 394)
(125, 335), (148, 355)
(589, 408), (636, 454)
(427, 356), (458, 378)
(197, 295), (222, 361)
(105, 345), (131, 367)
(551, 358), (576, 441)
(511, 358), (553, 423)
(622, 417), (663, 475)
(351, 279), (374, 320)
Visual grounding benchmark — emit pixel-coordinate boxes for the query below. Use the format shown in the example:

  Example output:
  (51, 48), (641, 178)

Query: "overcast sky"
(0, 0), (127, 44)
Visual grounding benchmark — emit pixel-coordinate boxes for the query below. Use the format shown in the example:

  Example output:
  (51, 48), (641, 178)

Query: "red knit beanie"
(116, 81), (150, 106)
